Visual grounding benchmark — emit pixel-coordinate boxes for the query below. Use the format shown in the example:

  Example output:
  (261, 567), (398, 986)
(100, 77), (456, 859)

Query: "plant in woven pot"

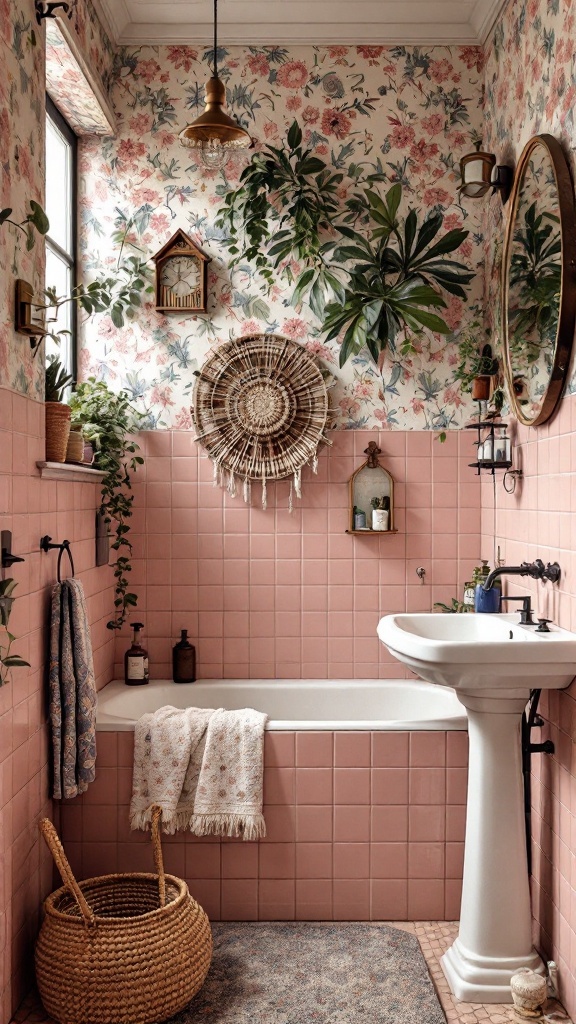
(45, 357), (74, 463)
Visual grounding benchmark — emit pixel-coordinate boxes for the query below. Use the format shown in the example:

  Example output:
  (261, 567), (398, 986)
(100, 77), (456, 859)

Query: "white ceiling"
(93, 0), (507, 47)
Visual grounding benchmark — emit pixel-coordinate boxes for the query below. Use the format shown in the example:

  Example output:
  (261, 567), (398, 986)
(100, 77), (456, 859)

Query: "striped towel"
(48, 578), (97, 799)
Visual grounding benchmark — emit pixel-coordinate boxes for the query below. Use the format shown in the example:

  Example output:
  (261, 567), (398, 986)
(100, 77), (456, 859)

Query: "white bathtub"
(96, 678), (466, 731)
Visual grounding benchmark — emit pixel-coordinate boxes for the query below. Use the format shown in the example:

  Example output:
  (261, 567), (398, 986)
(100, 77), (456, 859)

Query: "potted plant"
(0, 579), (30, 686)
(69, 379), (144, 630)
(453, 321), (503, 411)
(45, 357), (74, 463)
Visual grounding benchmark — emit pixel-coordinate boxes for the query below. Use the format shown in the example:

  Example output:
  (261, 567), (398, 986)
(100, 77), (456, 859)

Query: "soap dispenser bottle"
(125, 622), (149, 685)
(172, 630), (196, 683)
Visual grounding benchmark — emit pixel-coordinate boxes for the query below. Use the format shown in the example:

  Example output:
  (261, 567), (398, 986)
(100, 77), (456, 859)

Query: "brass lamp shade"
(179, 77), (252, 166)
(459, 149), (496, 199)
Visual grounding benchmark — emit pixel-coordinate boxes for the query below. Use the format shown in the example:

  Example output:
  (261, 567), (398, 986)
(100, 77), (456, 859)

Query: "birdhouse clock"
(152, 229), (211, 313)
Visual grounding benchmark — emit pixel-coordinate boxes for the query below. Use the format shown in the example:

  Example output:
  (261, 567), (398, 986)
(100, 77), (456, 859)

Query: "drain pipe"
(522, 689), (554, 874)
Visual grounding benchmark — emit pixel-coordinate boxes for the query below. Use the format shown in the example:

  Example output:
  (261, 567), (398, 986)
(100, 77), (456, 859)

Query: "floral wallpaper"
(0, 0), (113, 397)
(483, 0), (576, 397)
(46, 20), (115, 135)
(79, 44), (486, 430)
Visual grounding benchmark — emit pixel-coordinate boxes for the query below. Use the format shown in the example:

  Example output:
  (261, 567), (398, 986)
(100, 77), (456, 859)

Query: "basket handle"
(39, 818), (95, 927)
(150, 805), (166, 908)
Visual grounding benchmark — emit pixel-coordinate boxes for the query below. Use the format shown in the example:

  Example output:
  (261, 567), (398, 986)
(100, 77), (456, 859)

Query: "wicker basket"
(45, 402), (71, 463)
(35, 807), (213, 1024)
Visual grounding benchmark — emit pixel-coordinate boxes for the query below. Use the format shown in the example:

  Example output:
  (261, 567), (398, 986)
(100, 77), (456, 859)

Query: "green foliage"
(0, 200), (49, 250)
(216, 121), (474, 367)
(508, 201), (561, 361)
(0, 579), (30, 686)
(433, 598), (470, 614)
(45, 356), (74, 403)
(453, 320), (499, 391)
(69, 380), (145, 630)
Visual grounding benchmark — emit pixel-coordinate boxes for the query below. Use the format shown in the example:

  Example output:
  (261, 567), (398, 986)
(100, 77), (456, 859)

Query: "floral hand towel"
(48, 578), (97, 799)
(130, 705), (267, 840)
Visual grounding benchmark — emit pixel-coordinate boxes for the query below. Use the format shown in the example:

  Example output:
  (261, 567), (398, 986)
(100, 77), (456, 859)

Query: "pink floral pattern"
(79, 44), (485, 430)
(45, 20), (114, 135)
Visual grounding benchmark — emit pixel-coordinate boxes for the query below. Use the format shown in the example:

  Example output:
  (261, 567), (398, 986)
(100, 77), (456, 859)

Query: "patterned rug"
(168, 922), (446, 1024)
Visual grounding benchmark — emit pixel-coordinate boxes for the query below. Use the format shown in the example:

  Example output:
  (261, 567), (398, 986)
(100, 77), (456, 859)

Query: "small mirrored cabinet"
(347, 441), (397, 534)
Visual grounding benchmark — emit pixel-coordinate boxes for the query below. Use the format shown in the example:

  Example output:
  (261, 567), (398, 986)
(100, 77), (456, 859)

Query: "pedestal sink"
(377, 612), (576, 1004)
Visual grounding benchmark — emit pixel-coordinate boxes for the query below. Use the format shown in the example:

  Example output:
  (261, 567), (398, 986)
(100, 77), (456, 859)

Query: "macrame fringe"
(130, 807), (193, 835)
(227, 469), (236, 497)
(243, 476), (251, 504)
(294, 467), (302, 499)
(261, 475), (267, 511)
(288, 480), (293, 514)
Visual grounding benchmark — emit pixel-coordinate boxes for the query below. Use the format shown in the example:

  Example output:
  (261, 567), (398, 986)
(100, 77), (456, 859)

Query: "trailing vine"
(69, 380), (144, 630)
(0, 579), (30, 686)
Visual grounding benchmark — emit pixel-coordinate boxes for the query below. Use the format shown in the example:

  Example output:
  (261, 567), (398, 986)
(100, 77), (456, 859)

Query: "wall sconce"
(459, 144), (513, 203)
(14, 279), (45, 349)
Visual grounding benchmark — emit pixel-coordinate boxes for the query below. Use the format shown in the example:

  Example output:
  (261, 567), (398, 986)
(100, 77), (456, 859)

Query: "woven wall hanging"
(192, 333), (332, 509)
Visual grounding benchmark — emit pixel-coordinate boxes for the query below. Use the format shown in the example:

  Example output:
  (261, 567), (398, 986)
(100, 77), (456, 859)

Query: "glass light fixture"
(459, 142), (512, 203)
(179, 0), (253, 170)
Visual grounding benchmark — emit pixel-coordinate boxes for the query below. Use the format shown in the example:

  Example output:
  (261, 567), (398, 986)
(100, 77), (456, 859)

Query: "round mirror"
(502, 134), (576, 426)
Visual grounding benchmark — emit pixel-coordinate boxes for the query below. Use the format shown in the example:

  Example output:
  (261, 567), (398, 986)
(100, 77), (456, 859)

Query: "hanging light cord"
(213, 0), (218, 79)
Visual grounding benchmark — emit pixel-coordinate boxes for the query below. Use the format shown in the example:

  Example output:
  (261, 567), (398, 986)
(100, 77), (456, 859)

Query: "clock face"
(160, 255), (202, 304)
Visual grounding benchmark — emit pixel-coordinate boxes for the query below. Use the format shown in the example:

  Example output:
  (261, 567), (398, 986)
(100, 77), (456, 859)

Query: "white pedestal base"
(440, 690), (544, 1004)
(442, 937), (544, 1003)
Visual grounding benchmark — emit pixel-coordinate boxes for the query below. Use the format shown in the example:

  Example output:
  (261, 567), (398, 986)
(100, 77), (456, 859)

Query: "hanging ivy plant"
(216, 120), (475, 368)
(69, 380), (144, 630)
(0, 579), (30, 686)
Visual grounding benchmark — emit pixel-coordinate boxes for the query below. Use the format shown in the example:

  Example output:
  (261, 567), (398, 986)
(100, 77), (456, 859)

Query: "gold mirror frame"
(502, 134), (576, 426)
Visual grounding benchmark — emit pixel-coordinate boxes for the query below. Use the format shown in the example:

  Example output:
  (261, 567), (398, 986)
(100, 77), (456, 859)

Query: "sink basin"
(377, 610), (576, 1003)
(377, 612), (576, 691)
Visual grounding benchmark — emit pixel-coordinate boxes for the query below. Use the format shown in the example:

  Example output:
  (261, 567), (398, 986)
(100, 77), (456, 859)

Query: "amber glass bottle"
(172, 630), (196, 683)
(124, 622), (149, 685)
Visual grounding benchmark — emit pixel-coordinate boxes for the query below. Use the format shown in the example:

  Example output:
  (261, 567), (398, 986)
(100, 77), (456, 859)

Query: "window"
(45, 96), (77, 379)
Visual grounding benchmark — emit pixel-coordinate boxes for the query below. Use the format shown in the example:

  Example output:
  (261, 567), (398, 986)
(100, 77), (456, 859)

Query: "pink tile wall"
(113, 429), (481, 679)
(0, 387), (116, 1022)
(479, 395), (576, 1019)
(58, 728), (468, 922)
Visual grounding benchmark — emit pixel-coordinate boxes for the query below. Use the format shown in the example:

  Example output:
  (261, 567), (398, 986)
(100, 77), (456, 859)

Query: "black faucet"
(483, 559), (561, 591)
(499, 594), (535, 625)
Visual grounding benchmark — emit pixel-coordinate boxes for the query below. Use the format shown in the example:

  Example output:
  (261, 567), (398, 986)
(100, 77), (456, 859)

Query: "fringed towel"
(130, 705), (267, 840)
(48, 578), (97, 800)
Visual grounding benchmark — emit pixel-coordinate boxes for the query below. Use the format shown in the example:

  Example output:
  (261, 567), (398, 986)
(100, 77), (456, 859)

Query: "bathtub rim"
(96, 677), (468, 732)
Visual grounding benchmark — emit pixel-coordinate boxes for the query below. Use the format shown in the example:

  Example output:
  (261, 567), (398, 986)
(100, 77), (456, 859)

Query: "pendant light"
(179, 0), (253, 170)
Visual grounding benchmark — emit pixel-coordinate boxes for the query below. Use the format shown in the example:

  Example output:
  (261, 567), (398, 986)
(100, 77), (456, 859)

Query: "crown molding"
(469, 0), (508, 43)
(111, 23), (481, 47)
(91, 0), (131, 44)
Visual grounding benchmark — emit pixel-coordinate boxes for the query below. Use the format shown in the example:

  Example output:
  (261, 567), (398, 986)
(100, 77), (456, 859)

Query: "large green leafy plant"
(69, 380), (144, 630)
(217, 121), (474, 367)
(0, 579), (30, 686)
(0, 201), (49, 249)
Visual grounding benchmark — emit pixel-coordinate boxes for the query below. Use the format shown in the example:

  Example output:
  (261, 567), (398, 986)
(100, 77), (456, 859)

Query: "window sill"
(36, 461), (105, 483)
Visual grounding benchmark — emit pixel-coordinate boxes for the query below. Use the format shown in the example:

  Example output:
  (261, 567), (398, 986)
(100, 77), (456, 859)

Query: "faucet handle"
(535, 618), (552, 633)
(543, 562), (561, 583)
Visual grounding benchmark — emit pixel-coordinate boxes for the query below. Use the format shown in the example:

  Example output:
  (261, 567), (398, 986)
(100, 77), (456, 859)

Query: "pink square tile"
(296, 842), (332, 879)
(333, 842), (369, 878)
(371, 879), (408, 920)
(445, 804), (466, 842)
(407, 879), (445, 920)
(333, 805), (370, 842)
(334, 732), (370, 767)
(221, 879), (258, 920)
(258, 879), (295, 920)
(264, 733), (295, 768)
(371, 842), (408, 879)
(409, 732), (446, 767)
(371, 806), (408, 843)
(409, 767), (446, 804)
(445, 841), (465, 878)
(446, 767), (468, 804)
(445, 878), (463, 920)
(185, 843), (221, 879)
(332, 879), (370, 920)
(295, 733), (332, 765)
(296, 805), (333, 842)
(408, 842), (444, 878)
(409, 805), (446, 842)
(259, 843), (295, 878)
(264, 768), (295, 805)
(221, 842), (258, 878)
(372, 733), (409, 767)
(371, 768), (409, 804)
(261, 805), (296, 842)
(295, 768), (332, 804)
(296, 878), (333, 920)
(333, 768), (370, 805)
(446, 730), (469, 767)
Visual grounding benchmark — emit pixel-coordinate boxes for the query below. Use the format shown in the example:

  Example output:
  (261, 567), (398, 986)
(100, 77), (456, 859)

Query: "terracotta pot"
(45, 403), (71, 463)
(471, 375), (491, 401)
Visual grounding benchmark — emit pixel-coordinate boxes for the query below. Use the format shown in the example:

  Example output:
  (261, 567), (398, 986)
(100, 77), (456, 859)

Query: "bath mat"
(167, 922), (445, 1024)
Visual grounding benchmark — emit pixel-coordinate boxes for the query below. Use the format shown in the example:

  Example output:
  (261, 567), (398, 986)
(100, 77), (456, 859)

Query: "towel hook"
(40, 536), (75, 582)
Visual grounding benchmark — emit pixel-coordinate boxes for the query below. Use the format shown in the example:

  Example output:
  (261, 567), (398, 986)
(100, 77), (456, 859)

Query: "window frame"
(45, 95), (78, 381)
